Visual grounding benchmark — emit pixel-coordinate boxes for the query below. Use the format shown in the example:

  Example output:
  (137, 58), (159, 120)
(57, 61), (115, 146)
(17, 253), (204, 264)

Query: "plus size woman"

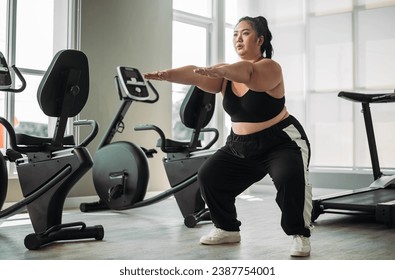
(144, 16), (313, 257)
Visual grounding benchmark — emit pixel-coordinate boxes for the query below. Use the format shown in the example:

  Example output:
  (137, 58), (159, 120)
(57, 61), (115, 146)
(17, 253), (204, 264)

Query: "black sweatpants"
(198, 115), (312, 237)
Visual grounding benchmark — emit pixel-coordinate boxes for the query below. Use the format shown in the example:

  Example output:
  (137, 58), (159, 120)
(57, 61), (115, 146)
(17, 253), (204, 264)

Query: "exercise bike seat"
(154, 86), (219, 154)
(14, 134), (75, 147)
(6, 50), (91, 155)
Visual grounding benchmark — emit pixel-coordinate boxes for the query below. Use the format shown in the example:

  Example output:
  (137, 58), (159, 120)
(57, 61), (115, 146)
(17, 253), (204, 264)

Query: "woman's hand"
(194, 66), (226, 79)
(143, 70), (169, 81)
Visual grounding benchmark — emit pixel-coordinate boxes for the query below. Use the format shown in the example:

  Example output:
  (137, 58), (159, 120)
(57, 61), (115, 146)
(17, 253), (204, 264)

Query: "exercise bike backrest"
(1, 50), (97, 154)
(178, 85), (217, 150)
(38, 50), (89, 117)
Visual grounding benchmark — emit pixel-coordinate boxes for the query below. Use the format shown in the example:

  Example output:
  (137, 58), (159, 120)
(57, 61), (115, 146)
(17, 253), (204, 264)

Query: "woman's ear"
(257, 35), (264, 46)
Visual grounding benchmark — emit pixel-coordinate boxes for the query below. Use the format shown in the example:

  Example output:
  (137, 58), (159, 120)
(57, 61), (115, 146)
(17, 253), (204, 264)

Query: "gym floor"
(0, 184), (394, 260)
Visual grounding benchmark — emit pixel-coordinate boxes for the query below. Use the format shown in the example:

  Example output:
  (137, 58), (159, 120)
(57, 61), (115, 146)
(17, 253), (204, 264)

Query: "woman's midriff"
(231, 107), (289, 135)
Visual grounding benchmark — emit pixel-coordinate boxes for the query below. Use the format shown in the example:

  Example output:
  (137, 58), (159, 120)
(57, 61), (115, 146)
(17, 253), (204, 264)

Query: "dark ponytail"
(237, 16), (273, 59)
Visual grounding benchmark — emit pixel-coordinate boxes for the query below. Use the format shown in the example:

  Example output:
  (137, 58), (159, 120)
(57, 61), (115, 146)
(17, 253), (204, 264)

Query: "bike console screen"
(0, 51), (12, 90)
(117, 66), (149, 101)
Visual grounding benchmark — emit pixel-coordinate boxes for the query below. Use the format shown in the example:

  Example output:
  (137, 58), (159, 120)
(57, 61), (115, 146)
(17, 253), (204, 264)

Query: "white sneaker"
(200, 228), (241, 245)
(290, 235), (311, 257)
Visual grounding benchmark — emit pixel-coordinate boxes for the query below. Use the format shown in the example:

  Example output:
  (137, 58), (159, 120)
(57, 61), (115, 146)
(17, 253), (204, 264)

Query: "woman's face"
(233, 20), (263, 60)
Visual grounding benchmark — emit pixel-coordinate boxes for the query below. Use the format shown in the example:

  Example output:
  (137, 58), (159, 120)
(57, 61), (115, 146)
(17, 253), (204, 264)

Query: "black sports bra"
(222, 80), (285, 123)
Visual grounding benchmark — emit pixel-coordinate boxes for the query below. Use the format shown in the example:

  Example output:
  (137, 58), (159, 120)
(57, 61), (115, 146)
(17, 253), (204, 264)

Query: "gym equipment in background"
(0, 50), (104, 249)
(80, 66), (218, 228)
(312, 90), (395, 228)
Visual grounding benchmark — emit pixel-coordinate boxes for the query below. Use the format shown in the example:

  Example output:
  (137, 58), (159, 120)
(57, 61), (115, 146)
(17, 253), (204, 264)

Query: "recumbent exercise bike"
(0, 50), (104, 250)
(80, 66), (219, 228)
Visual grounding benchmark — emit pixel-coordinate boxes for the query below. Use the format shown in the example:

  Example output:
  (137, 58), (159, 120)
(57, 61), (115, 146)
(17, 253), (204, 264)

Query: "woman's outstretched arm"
(144, 64), (226, 94)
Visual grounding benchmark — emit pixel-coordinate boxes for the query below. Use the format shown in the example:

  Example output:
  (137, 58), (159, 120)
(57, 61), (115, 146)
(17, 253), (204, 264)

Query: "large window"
(172, 0), (215, 143)
(172, 0), (238, 144)
(1, 0), (79, 173)
(307, 0), (395, 169)
(172, 0), (395, 174)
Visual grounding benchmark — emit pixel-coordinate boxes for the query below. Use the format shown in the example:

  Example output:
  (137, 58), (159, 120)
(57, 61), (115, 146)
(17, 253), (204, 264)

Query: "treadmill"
(312, 90), (395, 228)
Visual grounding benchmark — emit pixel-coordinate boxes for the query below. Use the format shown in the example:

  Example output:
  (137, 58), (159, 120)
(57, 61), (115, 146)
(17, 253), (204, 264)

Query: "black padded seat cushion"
(15, 134), (75, 146)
